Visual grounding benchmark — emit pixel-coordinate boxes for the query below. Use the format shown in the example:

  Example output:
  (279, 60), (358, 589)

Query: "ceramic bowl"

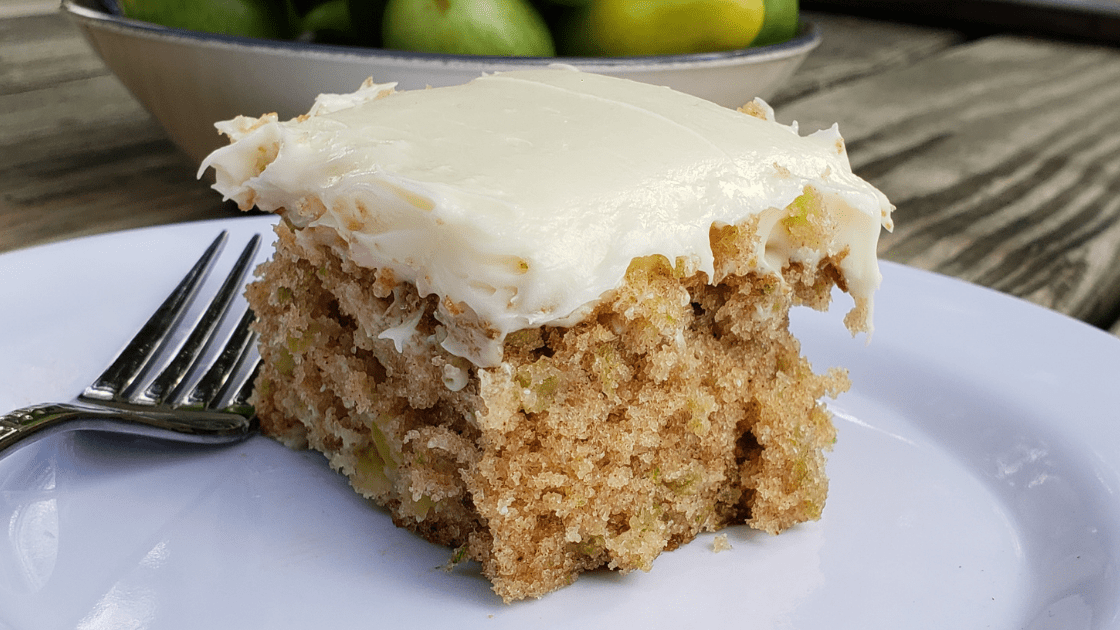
(62, 0), (822, 164)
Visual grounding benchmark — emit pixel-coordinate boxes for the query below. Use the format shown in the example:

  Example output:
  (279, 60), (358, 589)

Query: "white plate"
(2, 216), (1119, 629)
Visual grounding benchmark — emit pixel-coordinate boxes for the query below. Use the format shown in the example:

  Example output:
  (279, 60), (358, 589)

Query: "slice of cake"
(200, 68), (893, 602)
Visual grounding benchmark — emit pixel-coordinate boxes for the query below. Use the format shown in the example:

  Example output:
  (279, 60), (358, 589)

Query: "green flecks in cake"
(406, 493), (436, 520)
(285, 322), (321, 354)
(567, 491), (588, 509)
(528, 376), (559, 412)
(782, 187), (825, 247)
(506, 328), (545, 354)
(802, 498), (823, 520)
(810, 404), (833, 434)
(572, 534), (605, 559)
(442, 544), (471, 571)
(686, 392), (717, 437)
(369, 418), (397, 468)
(275, 286), (293, 303)
(285, 334), (310, 354)
(783, 188), (815, 227)
(632, 503), (663, 534)
(515, 357), (561, 413)
(787, 458), (810, 494)
(354, 444), (392, 496)
(615, 254), (693, 350)
(607, 503), (669, 572)
(353, 417), (398, 496)
(751, 277), (777, 297)
(692, 505), (714, 525)
(663, 467), (702, 496)
(274, 348), (295, 376)
(672, 256), (691, 279)
(626, 254), (669, 277)
(592, 343), (624, 399)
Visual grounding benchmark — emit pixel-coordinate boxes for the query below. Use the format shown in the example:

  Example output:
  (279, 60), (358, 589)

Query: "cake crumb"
(711, 533), (732, 553)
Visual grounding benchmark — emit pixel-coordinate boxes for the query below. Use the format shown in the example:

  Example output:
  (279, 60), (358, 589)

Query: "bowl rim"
(61, 0), (821, 70)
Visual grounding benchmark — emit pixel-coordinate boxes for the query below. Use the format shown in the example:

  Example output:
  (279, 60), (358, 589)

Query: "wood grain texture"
(0, 0), (60, 19)
(0, 13), (234, 254)
(773, 12), (965, 105)
(778, 35), (1120, 331)
(0, 11), (106, 95)
(0, 73), (235, 252)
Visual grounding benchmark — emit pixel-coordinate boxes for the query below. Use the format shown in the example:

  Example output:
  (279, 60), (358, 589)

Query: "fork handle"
(0, 403), (257, 454)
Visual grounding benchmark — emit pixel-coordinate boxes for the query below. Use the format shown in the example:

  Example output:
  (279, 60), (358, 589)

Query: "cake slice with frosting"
(201, 67), (893, 602)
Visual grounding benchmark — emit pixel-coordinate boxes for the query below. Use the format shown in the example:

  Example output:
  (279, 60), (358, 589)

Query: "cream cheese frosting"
(200, 67), (893, 368)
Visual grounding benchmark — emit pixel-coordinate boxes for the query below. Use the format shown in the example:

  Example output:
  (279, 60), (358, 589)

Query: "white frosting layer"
(201, 68), (893, 368)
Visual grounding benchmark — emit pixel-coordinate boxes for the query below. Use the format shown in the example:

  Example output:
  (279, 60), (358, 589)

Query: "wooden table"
(3, 1), (1120, 338)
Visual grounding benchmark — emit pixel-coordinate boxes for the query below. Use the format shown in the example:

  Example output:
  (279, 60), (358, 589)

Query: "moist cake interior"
(247, 211), (851, 602)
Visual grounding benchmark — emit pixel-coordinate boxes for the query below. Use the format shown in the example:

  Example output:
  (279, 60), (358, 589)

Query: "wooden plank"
(0, 72), (234, 253)
(0, 72), (148, 149)
(777, 35), (1120, 329)
(803, 0), (1120, 46)
(0, 0), (59, 19)
(0, 11), (109, 95)
(0, 11), (235, 253)
(773, 11), (965, 105)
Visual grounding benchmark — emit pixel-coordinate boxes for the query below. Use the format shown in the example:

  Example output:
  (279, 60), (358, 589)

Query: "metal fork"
(0, 231), (263, 455)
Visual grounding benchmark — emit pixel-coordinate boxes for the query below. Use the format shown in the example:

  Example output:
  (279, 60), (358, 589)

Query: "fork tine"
(81, 231), (229, 402)
(227, 356), (262, 410)
(177, 308), (259, 410)
(215, 342), (261, 417)
(136, 234), (262, 405)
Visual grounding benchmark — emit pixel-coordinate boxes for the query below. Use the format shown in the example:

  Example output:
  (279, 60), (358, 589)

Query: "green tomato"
(298, 0), (357, 42)
(119, 0), (288, 38)
(558, 0), (766, 57)
(382, 0), (555, 56)
(752, 0), (798, 46)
